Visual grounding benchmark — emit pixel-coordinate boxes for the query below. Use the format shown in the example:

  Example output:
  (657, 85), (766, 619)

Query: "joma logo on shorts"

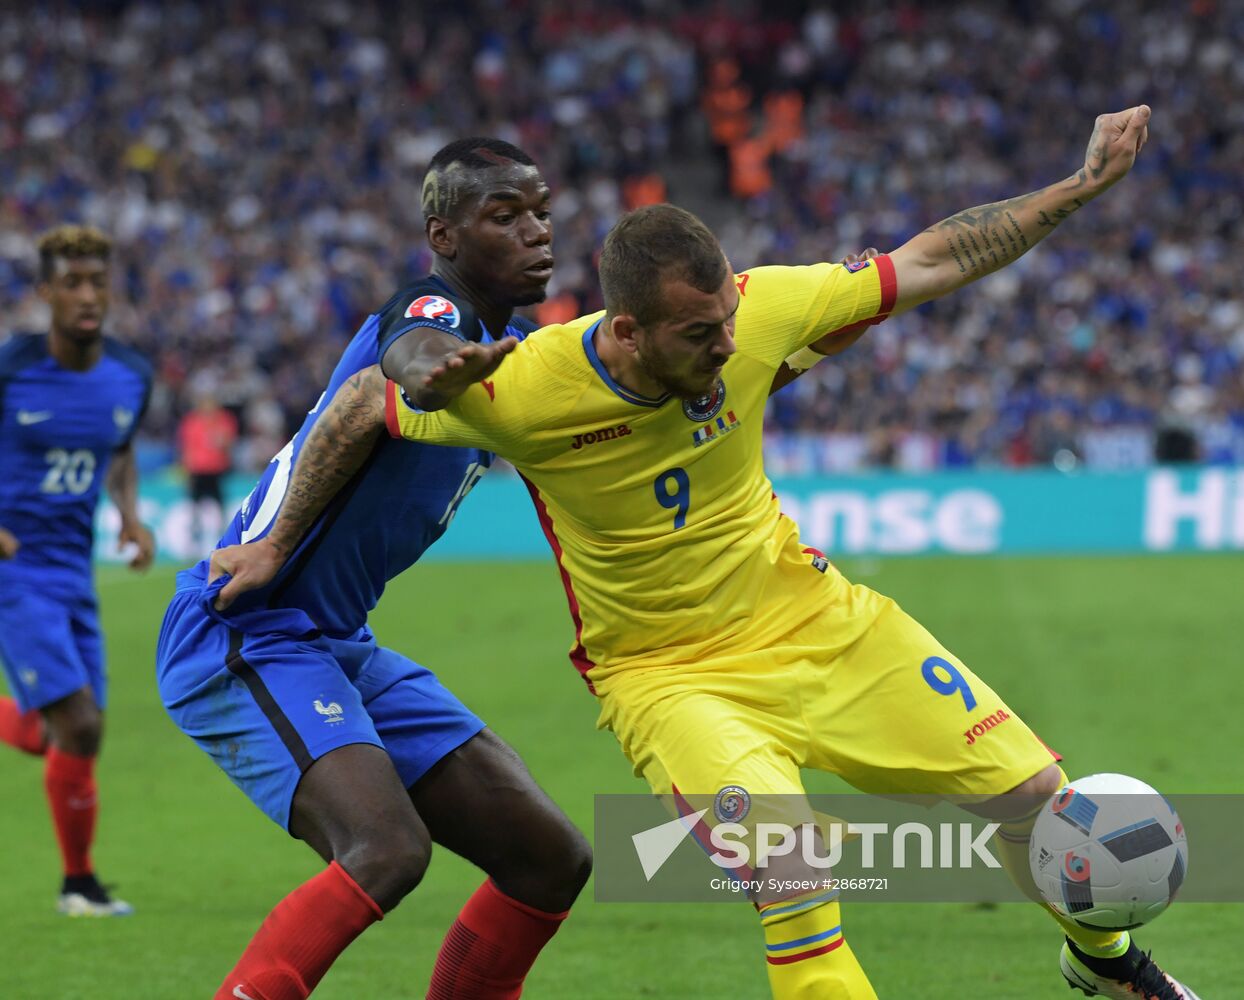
(964, 709), (1011, 745)
(571, 424), (632, 449)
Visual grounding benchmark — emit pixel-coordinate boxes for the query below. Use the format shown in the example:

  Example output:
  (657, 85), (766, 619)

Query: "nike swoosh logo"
(233, 987), (257, 1000)
(16, 410), (53, 425)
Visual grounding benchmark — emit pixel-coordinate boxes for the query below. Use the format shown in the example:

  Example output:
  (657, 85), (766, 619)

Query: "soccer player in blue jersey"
(156, 139), (591, 1000)
(0, 225), (154, 917)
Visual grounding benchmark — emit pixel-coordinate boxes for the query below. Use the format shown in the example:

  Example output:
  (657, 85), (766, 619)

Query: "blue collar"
(581, 320), (670, 408)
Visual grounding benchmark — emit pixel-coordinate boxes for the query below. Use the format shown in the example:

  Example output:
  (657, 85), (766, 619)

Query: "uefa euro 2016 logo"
(714, 785), (750, 823)
(404, 294), (461, 328)
(683, 379), (727, 422)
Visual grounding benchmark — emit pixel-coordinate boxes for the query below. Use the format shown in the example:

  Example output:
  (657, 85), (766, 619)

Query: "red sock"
(216, 861), (383, 1000)
(0, 697), (45, 755)
(427, 879), (569, 999)
(44, 747), (97, 877)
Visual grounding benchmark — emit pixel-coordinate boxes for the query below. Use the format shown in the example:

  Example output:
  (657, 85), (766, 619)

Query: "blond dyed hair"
(37, 224), (112, 281)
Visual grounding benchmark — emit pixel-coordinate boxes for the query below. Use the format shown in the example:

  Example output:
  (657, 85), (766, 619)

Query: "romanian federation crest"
(713, 785), (751, 823)
(682, 379), (726, 422)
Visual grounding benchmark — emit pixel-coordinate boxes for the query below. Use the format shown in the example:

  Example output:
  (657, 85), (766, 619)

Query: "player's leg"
(0, 589), (125, 915)
(802, 590), (1199, 998)
(356, 643), (590, 998)
(0, 593), (48, 754)
(966, 765), (1200, 998)
(0, 694), (45, 754)
(599, 668), (877, 999)
(411, 730), (592, 999)
(157, 596), (410, 1000)
(188, 474), (211, 553)
(212, 744), (407, 1000)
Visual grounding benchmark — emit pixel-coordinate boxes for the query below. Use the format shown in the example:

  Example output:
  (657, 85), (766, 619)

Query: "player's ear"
(426, 216), (456, 260)
(609, 314), (642, 354)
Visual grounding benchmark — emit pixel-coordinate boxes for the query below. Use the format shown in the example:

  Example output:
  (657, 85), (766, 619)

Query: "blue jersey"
(188, 275), (533, 637)
(0, 333), (152, 597)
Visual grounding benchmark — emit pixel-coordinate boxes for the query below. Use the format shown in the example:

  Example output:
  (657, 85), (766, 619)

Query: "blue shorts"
(155, 579), (485, 830)
(0, 585), (105, 712)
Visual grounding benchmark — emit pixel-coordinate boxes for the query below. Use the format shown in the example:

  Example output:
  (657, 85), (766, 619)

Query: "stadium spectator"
(0, 0), (1240, 471)
(177, 391), (238, 553)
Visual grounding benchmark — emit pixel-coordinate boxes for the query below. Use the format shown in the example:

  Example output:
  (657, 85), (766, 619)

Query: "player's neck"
(593, 319), (667, 399)
(47, 328), (103, 371)
(430, 264), (513, 339)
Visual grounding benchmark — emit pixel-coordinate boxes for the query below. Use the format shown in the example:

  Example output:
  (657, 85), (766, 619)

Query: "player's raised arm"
(771, 249), (882, 394)
(210, 365), (388, 610)
(381, 329), (518, 411)
(105, 444), (154, 570)
(888, 105), (1150, 314)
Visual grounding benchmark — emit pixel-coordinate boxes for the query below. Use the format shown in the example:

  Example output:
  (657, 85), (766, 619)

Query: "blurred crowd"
(1, 0), (1241, 472)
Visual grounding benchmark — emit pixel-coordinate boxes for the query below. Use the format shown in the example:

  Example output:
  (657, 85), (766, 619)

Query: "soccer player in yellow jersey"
(218, 107), (1192, 999)
(381, 105), (1199, 1000)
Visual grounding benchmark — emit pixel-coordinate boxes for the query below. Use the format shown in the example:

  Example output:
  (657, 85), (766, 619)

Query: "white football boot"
(1061, 939), (1202, 999)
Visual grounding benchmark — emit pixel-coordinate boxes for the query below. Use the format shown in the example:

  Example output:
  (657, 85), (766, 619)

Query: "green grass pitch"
(2, 553), (1241, 997)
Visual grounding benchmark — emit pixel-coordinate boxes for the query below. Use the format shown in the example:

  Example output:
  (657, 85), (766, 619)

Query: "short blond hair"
(37, 224), (111, 281)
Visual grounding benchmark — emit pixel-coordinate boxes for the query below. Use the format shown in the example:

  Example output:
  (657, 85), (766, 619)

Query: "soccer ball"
(1028, 773), (1187, 931)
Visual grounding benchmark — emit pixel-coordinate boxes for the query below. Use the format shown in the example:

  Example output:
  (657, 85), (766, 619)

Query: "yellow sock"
(759, 890), (877, 999)
(993, 767), (1130, 959)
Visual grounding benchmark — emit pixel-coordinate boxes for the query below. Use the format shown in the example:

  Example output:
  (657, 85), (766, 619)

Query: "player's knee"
(43, 698), (102, 756)
(495, 811), (591, 911)
(552, 822), (594, 897)
(1007, 763), (1063, 800)
(969, 763), (1064, 821)
(524, 804), (592, 887)
(339, 829), (432, 910)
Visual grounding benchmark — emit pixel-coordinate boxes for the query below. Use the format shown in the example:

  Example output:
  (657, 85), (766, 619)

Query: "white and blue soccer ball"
(1029, 772), (1187, 931)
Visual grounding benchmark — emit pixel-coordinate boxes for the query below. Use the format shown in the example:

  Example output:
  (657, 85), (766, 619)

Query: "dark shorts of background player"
(188, 471), (225, 506)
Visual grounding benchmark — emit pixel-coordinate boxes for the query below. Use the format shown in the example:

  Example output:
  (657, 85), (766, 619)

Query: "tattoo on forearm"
(267, 367), (386, 555)
(924, 181), (1085, 280)
(1035, 200), (1084, 228)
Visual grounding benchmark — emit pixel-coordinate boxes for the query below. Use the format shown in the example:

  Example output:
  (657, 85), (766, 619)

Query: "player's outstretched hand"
(119, 520), (155, 571)
(208, 538), (286, 611)
(0, 526), (19, 559)
(1082, 105), (1150, 190)
(422, 336), (519, 401)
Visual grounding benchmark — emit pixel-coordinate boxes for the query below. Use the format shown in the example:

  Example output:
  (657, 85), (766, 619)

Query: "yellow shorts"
(595, 582), (1058, 805)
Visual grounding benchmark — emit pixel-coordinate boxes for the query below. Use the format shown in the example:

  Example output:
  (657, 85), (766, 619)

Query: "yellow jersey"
(387, 258), (897, 691)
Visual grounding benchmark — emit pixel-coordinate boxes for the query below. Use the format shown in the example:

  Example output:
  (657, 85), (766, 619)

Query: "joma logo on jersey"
(571, 424), (632, 449)
(964, 709), (1011, 745)
(691, 411), (740, 448)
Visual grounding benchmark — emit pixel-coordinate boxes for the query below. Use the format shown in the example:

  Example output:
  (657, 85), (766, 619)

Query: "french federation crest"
(683, 379), (726, 422)
(404, 294), (460, 328)
(714, 785), (750, 823)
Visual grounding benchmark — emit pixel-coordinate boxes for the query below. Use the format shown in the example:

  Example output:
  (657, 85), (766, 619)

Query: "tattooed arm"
(888, 106), (1150, 314)
(208, 364), (388, 610)
(383, 329), (518, 411)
